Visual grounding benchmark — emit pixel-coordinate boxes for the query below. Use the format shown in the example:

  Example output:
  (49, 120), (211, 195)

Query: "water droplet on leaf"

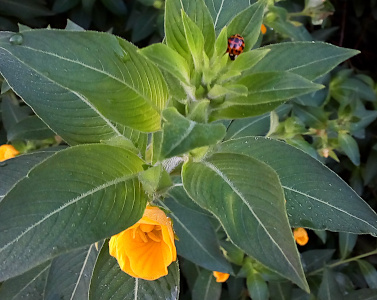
(9, 33), (24, 45)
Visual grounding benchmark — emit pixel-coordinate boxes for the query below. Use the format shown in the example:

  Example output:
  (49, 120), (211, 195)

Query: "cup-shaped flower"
(0, 144), (19, 162)
(109, 206), (177, 280)
(213, 271), (230, 283)
(294, 227), (309, 246)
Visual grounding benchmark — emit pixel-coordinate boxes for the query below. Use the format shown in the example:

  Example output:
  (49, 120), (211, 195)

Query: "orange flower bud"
(261, 24), (267, 34)
(213, 271), (230, 283)
(0, 144), (19, 162)
(293, 228), (309, 246)
(109, 206), (177, 280)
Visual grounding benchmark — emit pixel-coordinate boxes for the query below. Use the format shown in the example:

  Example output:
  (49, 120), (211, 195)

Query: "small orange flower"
(0, 144), (19, 162)
(261, 24), (267, 34)
(294, 228), (309, 246)
(109, 206), (177, 280)
(213, 271), (230, 283)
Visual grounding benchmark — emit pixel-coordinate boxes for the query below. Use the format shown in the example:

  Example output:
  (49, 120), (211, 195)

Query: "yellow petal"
(213, 271), (230, 283)
(294, 228), (309, 246)
(0, 144), (19, 162)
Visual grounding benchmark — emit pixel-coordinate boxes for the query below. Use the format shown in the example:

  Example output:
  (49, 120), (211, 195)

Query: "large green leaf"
(0, 144), (147, 281)
(44, 244), (99, 300)
(161, 186), (232, 273)
(250, 42), (359, 81)
(216, 137), (377, 234)
(89, 241), (180, 300)
(0, 29), (168, 143)
(0, 261), (50, 299)
(0, 148), (61, 202)
(182, 152), (309, 291)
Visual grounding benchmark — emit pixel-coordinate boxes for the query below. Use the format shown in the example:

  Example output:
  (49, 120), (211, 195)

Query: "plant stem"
(307, 248), (377, 277)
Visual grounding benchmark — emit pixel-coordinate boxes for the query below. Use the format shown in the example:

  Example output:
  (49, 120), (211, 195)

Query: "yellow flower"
(109, 206), (177, 280)
(0, 144), (19, 162)
(213, 271), (230, 283)
(293, 228), (309, 246)
(261, 24), (267, 34)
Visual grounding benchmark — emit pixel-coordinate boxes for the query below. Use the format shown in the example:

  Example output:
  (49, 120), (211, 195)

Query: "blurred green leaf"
(44, 245), (99, 300)
(338, 133), (360, 166)
(293, 104), (328, 128)
(343, 288), (377, 300)
(1, 94), (31, 132)
(89, 241), (180, 300)
(246, 270), (269, 300)
(269, 281), (293, 300)
(100, 0), (127, 15)
(0, 30), (168, 142)
(7, 115), (55, 142)
(52, 0), (80, 13)
(318, 269), (342, 300)
(339, 232), (357, 259)
(216, 137), (377, 234)
(161, 187), (232, 273)
(183, 152), (309, 291)
(192, 269), (221, 300)
(131, 8), (158, 42)
(0, 261), (50, 299)
(250, 42), (359, 81)
(0, 144), (146, 281)
(0, 0), (53, 20)
(357, 260), (377, 289)
(301, 249), (335, 273)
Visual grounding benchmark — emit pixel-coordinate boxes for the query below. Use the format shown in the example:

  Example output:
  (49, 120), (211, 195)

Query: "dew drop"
(9, 33), (24, 45)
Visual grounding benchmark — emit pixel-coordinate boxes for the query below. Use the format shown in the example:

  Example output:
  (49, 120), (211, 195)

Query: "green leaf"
(0, 261), (50, 299)
(343, 289), (377, 300)
(182, 152), (309, 291)
(357, 260), (377, 289)
(7, 115), (55, 141)
(0, 30), (168, 142)
(317, 269), (342, 300)
(52, 0), (80, 13)
(0, 0), (53, 19)
(247, 271), (269, 300)
(138, 165), (172, 194)
(164, 0), (191, 62)
(338, 133), (360, 166)
(216, 137), (377, 234)
(182, 10), (205, 70)
(192, 269), (221, 300)
(181, 0), (215, 57)
(204, 0), (249, 32)
(339, 232), (357, 259)
(293, 104), (328, 128)
(44, 245), (99, 300)
(208, 84), (248, 100)
(89, 241), (180, 300)
(161, 187), (232, 273)
(250, 42), (360, 81)
(101, 0), (127, 15)
(139, 43), (190, 84)
(0, 148), (60, 202)
(269, 281), (293, 300)
(224, 105), (291, 140)
(158, 107), (226, 160)
(301, 249), (335, 273)
(1, 94), (31, 131)
(0, 144), (147, 281)
(227, 0), (266, 51)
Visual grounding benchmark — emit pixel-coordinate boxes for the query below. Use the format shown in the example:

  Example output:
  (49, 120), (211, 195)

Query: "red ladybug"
(227, 34), (245, 60)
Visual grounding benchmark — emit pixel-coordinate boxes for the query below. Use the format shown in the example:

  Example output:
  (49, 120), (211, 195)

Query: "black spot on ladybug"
(226, 34), (245, 60)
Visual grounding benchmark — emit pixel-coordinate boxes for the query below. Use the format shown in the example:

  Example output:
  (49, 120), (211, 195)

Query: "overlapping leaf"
(182, 152), (309, 291)
(0, 144), (146, 281)
(216, 137), (377, 234)
(0, 29), (168, 144)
